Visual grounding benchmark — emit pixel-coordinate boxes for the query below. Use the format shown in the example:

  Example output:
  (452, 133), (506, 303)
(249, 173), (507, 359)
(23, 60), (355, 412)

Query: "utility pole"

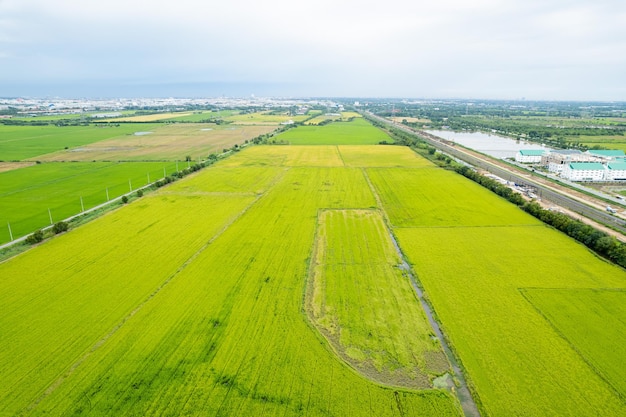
(106, 187), (110, 201)
(80, 196), (85, 212)
(7, 222), (13, 241)
(48, 208), (53, 225)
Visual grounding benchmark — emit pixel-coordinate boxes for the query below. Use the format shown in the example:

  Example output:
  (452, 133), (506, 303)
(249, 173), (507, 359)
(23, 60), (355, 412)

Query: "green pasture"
(0, 123), (161, 161)
(0, 161), (180, 244)
(276, 118), (390, 145)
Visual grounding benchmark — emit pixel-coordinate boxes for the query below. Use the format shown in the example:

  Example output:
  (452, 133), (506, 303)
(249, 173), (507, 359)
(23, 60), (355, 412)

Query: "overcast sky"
(1, 0), (625, 100)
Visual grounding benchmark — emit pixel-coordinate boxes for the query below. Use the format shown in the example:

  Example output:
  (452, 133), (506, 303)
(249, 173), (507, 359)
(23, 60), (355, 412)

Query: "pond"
(426, 130), (553, 159)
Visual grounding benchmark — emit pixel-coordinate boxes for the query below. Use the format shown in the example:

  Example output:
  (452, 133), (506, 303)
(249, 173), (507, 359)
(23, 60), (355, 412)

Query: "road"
(367, 112), (626, 235)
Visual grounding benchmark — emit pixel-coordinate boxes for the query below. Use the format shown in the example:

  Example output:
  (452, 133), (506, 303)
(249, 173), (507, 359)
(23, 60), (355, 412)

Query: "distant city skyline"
(1, 0), (625, 100)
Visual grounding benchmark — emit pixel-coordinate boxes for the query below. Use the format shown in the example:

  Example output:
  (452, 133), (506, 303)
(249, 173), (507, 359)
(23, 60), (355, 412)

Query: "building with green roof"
(562, 162), (606, 181)
(515, 150), (546, 163)
(607, 162), (626, 181)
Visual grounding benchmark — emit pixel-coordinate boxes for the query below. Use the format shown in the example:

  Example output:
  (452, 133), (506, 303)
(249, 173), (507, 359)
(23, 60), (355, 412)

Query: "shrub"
(52, 221), (68, 234)
(25, 229), (44, 244)
(136, 190), (144, 198)
(121, 195), (128, 204)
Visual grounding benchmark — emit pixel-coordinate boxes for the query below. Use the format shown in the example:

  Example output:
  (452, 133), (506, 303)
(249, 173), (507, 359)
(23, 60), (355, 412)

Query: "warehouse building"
(515, 150), (546, 163)
(606, 162), (626, 181)
(561, 162), (606, 182)
(542, 150), (592, 174)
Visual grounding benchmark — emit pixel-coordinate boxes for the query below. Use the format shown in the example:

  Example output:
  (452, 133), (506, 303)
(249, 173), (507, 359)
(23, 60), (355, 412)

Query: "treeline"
(454, 165), (626, 268)
(0, 119), (91, 127)
(443, 116), (624, 139)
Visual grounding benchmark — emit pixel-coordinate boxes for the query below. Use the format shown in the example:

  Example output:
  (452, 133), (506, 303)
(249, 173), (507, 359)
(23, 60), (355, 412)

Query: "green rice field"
(521, 288), (626, 398)
(276, 118), (389, 145)
(308, 209), (450, 388)
(0, 148), (463, 416)
(393, 220), (626, 416)
(1, 118), (625, 416)
(0, 124), (161, 161)
(0, 161), (179, 244)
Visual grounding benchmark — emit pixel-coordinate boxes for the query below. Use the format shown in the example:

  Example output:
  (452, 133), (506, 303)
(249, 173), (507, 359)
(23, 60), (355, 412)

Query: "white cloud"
(0, 0), (625, 99)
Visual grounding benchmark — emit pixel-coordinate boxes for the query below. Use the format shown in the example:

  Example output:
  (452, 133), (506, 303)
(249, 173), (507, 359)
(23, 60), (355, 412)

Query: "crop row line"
(21, 173), (279, 414)
(361, 168), (481, 417)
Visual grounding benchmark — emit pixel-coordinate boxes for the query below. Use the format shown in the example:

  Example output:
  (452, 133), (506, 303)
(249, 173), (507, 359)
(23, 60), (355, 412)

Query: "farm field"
(0, 192), (260, 415)
(161, 110), (238, 122)
(224, 111), (310, 125)
(0, 161), (180, 244)
(276, 118), (389, 145)
(367, 167), (538, 227)
(2, 131), (626, 416)
(100, 112), (193, 122)
(579, 135), (626, 151)
(305, 111), (361, 125)
(0, 161), (35, 173)
(10, 111), (136, 122)
(308, 209), (450, 388)
(521, 288), (626, 398)
(217, 145), (346, 167)
(394, 224), (626, 416)
(339, 145), (430, 167)
(38, 124), (275, 162)
(390, 117), (431, 124)
(1, 148), (463, 416)
(0, 123), (161, 161)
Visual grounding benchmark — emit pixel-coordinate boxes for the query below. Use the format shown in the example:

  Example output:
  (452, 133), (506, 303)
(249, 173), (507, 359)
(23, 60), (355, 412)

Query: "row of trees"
(368, 115), (626, 269)
(454, 164), (626, 268)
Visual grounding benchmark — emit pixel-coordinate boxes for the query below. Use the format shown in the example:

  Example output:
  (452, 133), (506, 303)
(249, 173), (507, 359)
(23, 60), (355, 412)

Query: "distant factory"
(515, 149), (626, 182)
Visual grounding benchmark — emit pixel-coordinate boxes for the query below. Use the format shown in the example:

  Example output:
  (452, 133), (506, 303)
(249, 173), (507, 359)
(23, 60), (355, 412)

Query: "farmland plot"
(38, 124), (275, 162)
(0, 192), (258, 415)
(395, 225), (626, 416)
(27, 164), (462, 416)
(367, 167), (539, 227)
(0, 161), (180, 244)
(521, 288), (626, 398)
(225, 111), (310, 125)
(308, 209), (450, 388)
(218, 145), (344, 167)
(339, 145), (434, 168)
(276, 118), (389, 145)
(0, 124), (160, 161)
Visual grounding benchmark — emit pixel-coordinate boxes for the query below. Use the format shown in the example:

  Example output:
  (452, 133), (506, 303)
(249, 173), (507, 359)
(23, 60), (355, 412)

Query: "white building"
(515, 150), (545, 163)
(562, 162), (606, 182)
(606, 162), (626, 181)
(543, 150), (592, 173)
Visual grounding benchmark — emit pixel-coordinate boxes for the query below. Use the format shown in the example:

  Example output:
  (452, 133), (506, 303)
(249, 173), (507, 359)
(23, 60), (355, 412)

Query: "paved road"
(367, 112), (626, 235)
